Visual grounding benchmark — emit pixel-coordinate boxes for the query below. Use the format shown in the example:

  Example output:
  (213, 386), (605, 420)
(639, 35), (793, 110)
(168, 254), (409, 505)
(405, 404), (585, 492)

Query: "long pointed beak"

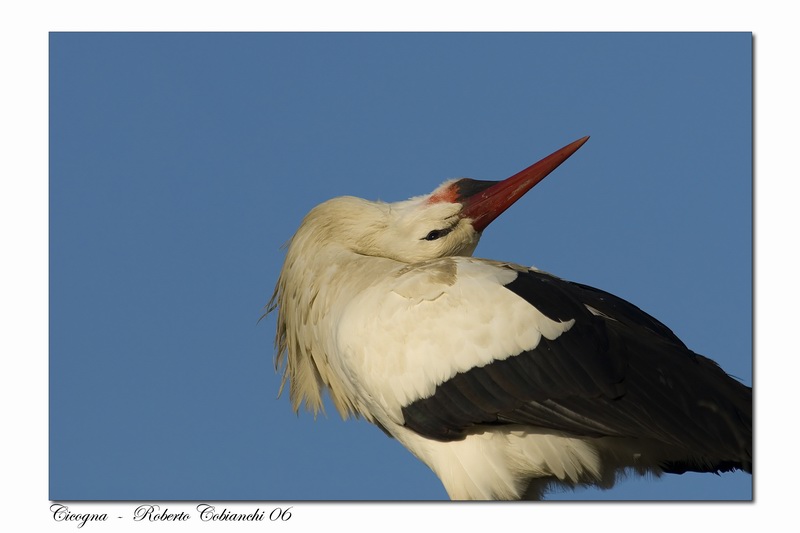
(459, 136), (589, 232)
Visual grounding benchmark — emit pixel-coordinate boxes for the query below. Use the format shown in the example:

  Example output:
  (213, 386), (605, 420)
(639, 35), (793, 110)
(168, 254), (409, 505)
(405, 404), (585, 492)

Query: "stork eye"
(423, 228), (452, 241)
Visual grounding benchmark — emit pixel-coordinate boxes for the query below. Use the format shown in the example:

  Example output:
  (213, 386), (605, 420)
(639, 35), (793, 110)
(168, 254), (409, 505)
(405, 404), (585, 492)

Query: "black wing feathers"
(400, 268), (752, 473)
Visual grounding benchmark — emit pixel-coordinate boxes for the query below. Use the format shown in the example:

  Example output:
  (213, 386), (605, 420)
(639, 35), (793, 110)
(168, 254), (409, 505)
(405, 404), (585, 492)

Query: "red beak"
(459, 136), (589, 232)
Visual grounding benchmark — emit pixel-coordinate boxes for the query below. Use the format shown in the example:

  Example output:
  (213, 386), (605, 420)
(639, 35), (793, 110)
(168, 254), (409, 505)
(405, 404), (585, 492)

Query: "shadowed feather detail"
(401, 268), (751, 474)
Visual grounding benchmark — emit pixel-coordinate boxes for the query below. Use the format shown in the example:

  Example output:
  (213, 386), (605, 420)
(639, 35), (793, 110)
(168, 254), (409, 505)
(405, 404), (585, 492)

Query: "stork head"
(292, 136), (589, 264)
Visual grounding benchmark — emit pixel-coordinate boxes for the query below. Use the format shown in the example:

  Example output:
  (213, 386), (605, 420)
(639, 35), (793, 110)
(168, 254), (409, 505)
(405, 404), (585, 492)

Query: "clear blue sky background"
(50, 32), (752, 501)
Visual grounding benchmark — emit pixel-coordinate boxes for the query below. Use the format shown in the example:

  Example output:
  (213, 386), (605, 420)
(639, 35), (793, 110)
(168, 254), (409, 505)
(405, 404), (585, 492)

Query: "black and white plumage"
(268, 137), (752, 500)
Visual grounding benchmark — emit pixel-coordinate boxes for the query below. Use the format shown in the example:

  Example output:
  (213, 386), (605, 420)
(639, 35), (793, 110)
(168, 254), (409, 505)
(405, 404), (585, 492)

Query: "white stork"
(268, 137), (752, 500)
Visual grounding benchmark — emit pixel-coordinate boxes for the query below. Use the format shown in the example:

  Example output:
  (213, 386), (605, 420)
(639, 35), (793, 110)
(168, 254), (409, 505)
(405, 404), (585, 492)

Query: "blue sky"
(49, 32), (752, 501)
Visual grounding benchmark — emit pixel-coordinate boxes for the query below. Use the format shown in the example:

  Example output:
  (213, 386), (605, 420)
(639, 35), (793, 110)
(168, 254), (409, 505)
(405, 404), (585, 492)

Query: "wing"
(394, 262), (752, 473)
